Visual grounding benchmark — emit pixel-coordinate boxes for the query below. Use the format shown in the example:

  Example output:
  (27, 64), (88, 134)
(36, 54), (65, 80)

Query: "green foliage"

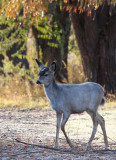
(0, 54), (28, 79)
(36, 15), (65, 50)
(68, 28), (79, 57)
(0, 15), (28, 60)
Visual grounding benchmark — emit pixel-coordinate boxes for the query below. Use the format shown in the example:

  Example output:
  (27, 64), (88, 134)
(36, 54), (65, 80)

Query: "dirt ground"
(0, 107), (116, 160)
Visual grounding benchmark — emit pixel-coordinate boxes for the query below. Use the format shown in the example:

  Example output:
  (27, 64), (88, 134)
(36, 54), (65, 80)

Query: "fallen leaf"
(30, 155), (35, 157)
(8, 143), (12, 146)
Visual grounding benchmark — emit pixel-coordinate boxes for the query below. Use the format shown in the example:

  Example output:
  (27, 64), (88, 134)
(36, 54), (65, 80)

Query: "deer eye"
(44, 74), (48, 77)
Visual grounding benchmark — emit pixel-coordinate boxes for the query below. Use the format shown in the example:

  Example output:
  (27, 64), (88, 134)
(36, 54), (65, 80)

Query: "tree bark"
(32, 2), (71, 82)
(70, 2), (116, 93)
(26, 27), (39, 68)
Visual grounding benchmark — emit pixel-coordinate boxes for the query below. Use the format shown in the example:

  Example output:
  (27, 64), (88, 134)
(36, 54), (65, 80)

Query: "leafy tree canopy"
(0, 0), (116, 23)
(0, 0), (54, 25)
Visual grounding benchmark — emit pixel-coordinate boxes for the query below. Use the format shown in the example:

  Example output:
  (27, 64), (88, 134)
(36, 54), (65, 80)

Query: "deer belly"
(69, 101), (87, 114)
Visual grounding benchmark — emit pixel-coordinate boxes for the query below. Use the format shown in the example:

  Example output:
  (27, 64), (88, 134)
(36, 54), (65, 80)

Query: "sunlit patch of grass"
(105, 94), (116, 109)
(0, 74), (49, 109)
(0, 97), (49, 109)
(105, 101), (116, 109)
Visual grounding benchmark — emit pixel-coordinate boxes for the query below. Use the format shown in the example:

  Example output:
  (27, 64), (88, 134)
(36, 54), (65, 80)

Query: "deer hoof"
(105, 144), (109, 150)
(54, 143), (59, 148)
(86, 143), (92, 151)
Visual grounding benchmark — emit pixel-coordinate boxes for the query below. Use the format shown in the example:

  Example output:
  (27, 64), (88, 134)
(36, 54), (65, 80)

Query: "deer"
(35, 59), (108, 150)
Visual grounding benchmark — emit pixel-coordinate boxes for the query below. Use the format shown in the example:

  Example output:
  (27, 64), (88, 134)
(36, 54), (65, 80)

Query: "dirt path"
(0, 108), (116, 159)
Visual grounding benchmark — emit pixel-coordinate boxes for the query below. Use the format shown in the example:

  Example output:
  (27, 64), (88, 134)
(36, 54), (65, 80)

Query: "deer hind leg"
(86, 111), (98, 149)
(55, 112), (62, 148)
(96, 113), (108, 149)
(61, 113), (73, 148)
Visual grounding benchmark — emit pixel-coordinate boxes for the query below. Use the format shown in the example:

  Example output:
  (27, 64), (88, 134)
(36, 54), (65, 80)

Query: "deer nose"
(36, 80), (41, 85)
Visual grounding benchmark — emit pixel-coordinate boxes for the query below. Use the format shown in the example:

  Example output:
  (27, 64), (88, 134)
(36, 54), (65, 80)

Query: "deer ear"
(35, 59), (41, 66)
(35, 59), (45, 69)
(50, 62), (56, 72)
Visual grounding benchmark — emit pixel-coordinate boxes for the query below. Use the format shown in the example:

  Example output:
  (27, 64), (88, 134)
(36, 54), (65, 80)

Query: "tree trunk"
(26, 27), (39, 68)
(70, 2), (116, 93)
(33, 2), (71, 82)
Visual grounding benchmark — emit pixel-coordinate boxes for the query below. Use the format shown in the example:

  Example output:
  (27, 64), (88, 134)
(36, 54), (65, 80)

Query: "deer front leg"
(55, 112), (62, 148)
(61, 113), (73, 148)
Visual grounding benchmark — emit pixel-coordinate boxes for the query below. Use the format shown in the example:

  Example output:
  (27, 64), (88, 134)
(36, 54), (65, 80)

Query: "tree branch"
(15, 138), (72, 153)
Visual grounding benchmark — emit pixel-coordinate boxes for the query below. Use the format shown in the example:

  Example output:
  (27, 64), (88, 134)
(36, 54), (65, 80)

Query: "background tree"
(67, 0), (116, 93)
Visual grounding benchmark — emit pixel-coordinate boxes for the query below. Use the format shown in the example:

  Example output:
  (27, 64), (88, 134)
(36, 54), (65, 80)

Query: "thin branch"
(10, 151), (41, 156)
(92, 149), (116, 154)
(15, 138), (72, 153)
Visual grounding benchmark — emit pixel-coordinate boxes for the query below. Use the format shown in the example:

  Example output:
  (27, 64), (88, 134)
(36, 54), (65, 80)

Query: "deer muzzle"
(36, 80), (41, 85)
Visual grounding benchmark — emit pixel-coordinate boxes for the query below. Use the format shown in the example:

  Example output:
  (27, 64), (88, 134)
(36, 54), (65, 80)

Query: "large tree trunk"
(70, 2), (116, 93)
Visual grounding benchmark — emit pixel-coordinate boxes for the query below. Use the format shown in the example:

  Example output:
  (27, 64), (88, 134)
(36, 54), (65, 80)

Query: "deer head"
(35, 59), (56, 86)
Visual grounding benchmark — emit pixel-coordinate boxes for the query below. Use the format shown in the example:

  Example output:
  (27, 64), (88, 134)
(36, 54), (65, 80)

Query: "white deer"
(36, 59), (108, 149)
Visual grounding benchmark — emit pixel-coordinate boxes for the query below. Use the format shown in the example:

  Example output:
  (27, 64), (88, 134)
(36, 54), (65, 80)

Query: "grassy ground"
(0, 72), (48, 109)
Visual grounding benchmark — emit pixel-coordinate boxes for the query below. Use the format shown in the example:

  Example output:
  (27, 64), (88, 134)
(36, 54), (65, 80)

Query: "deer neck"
(44, 79), (58, 103)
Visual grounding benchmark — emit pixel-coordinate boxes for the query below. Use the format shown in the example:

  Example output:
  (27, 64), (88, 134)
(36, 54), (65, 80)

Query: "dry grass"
(0, 75), (49, 109)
